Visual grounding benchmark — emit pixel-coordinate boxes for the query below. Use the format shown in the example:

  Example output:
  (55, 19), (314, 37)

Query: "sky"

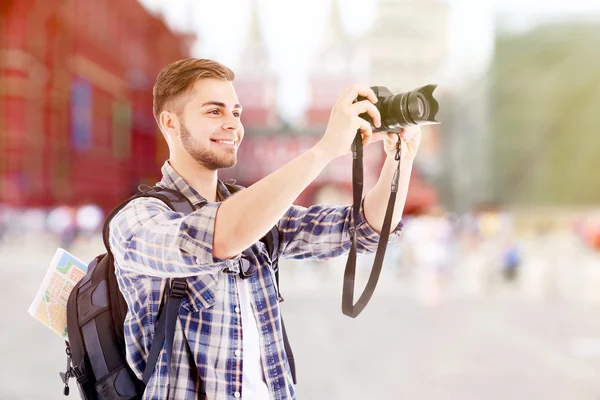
(493, 0), (600, 14)
(136, 0), (600, 106)
(137, 0), (600, 31)
(137, 0), (600, 65)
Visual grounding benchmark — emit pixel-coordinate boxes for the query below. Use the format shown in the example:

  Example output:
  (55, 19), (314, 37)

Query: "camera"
(359, 84), (440, 133)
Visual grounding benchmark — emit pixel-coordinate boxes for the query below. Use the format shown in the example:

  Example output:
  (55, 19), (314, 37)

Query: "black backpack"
(61, 185), (296, 399)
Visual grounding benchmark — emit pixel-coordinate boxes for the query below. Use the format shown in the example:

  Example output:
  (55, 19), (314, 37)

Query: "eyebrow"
(200, 101), (242, 109)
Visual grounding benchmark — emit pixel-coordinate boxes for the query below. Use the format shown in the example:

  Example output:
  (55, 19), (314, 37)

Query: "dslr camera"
(359, 84), (440, 132)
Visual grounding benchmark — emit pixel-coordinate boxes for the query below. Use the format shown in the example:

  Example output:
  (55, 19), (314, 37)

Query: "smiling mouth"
(211, 139), (237, 146)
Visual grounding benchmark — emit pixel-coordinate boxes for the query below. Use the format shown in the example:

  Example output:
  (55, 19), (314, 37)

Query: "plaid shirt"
(109, 162), (403, 400)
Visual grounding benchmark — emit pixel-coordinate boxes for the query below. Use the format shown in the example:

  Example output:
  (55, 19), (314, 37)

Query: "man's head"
(153, 58), (243, 170)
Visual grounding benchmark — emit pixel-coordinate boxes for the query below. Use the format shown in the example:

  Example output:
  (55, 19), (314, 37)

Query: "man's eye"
(233, 112), (241, 118)
(209, 110), (220, 115)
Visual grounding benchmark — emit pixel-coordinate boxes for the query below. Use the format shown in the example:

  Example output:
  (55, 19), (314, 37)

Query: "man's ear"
(159, 110), (179, 144)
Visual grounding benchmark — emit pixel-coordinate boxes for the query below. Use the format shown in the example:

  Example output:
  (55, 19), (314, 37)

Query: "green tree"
(491, 22), (600, 206)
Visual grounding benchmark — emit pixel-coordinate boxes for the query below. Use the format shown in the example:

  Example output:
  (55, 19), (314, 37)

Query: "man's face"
(176, 78), (244, 170)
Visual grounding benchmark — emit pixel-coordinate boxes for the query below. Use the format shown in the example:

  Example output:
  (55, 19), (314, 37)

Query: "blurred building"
(365, 0), (449, 93)
(215, 0), (444, 212)
(0, 0), (191, 211)
(360, 0), (497, 213)
(1, 0), (443, 213)
(363, 0), (450, 213)
(436, 1), (496, 212)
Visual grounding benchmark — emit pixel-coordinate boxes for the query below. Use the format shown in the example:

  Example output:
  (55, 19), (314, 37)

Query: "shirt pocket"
(178, 273), (218, 313)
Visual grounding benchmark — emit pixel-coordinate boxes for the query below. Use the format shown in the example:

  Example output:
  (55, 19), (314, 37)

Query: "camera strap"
(342, 132), (401, 318)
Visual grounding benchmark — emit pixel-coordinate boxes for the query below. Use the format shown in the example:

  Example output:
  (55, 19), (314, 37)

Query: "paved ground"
(2, 235), (600, 399)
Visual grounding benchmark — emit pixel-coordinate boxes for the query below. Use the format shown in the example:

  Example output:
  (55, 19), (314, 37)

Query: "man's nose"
(223, 115), (241, 130)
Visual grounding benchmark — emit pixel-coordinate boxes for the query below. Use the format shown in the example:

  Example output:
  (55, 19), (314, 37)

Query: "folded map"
(28, 248), (88, 338)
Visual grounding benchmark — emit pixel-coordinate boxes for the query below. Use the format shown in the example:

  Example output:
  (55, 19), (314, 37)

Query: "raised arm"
(213, 84), (383, 259)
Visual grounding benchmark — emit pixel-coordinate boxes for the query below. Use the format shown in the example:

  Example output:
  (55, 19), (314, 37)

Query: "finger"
(386, 132), (400, 147)
(401, 130), (413, 142)
(371, 131), (388, 142)
(351, 100), (381, 127)
(387, 132), (400, 141)
(356, 117), (373, 147)
(343, 84), (378, 105)
(401, 126), (419, 141)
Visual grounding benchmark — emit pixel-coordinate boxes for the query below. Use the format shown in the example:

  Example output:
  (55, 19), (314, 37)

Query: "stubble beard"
(179, 121), (237, 171)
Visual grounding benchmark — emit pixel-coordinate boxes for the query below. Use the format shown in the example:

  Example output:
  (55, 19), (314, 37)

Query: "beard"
(179, 121), (237, 171)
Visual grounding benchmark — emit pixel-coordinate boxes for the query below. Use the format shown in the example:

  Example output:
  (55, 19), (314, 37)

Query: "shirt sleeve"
(109, 197), (242, 278)
(277, 198), (403, 260)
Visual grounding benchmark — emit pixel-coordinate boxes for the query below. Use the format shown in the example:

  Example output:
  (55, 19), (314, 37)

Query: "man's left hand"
(372, 126), (421, 161)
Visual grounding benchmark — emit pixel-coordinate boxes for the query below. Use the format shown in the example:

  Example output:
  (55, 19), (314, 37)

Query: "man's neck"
(168, 158), (219, 202)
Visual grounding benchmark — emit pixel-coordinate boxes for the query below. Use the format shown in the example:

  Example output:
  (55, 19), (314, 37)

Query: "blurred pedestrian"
(501, 241), (521, 282)
(47, 206), (78, 250)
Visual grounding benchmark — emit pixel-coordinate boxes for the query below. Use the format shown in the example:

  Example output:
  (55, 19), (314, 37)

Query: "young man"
(109, 58), (421, 400)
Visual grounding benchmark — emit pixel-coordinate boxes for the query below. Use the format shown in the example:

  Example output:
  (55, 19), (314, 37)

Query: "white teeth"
(215, 140), (235, 144)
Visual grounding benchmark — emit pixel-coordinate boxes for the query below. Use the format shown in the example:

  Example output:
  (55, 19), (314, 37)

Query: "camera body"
(359, 84), (440, 133)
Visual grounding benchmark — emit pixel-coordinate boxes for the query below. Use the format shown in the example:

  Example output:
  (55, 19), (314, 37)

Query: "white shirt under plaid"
(109, 161), (403, 399)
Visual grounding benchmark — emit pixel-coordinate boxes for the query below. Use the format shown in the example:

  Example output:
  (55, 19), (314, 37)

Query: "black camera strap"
(342, 132), (402, 318)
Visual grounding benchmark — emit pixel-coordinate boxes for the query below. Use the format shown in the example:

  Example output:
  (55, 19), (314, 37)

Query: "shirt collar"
(157, 161), (232, 206)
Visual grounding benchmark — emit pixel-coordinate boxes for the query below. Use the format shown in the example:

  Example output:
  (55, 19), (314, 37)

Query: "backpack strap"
(263, 226), (280, 270)
(102, 186), (194, 250)
(261, 226), (296, 383)
(142, 279), (187, 385)
(102, 186), (193, 388)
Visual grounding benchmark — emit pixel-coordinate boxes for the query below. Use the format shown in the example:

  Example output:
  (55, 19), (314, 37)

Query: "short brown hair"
(152, 58), (235, 122)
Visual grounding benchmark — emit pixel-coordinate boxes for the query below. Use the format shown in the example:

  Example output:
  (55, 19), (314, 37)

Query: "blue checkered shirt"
(109, 162), (403, 399)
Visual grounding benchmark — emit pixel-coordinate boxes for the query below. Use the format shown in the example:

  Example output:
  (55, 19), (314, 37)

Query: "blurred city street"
(3, 225), (600, 400)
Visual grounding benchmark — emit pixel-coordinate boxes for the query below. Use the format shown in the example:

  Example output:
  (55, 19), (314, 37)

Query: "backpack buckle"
(169, 280), (187, 298)
(71, 366), (88, 384)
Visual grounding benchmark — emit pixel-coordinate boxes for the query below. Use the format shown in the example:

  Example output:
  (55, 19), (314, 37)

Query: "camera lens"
(382, 84), (439, 129)
(415, 93), (431, 119)
(416, 97), (424, 117)
(360, 85), (440, 132)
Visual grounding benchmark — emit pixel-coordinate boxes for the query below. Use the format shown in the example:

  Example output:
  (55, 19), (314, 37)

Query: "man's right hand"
(316, 84), (382, 160)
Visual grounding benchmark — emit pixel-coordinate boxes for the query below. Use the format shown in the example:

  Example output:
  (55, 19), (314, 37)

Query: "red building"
(0, 0), (190, 210)
(0, 1), (436, 214)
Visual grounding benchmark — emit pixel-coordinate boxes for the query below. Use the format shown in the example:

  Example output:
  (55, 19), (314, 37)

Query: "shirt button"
(235, 350), (241, 357)
(235, 306), (240, 313)
(234, 392), (241, 398)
